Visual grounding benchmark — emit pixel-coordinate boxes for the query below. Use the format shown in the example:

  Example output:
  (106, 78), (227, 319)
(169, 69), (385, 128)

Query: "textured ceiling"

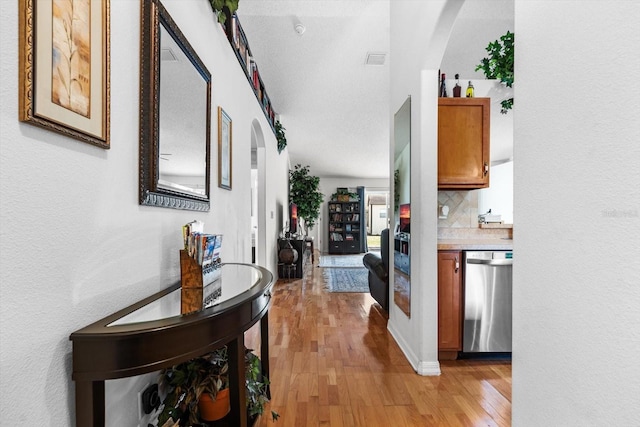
(237, 0), (514, 179)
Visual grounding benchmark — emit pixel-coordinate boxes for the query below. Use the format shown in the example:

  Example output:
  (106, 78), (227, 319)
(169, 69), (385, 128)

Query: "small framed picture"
(18, 0), (110, 148)
(218, 107), (232, 190)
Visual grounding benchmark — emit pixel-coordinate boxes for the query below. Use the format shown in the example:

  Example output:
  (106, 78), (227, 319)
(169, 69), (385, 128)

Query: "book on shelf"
(331, 232), (343, 241)
(345, 234), (354, 241)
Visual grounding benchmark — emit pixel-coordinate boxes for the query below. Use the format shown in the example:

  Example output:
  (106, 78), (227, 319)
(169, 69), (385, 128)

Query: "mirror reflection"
(393, 97), (411, 317)
(157, 25), (208, 196)
(139, 0), (211, 211)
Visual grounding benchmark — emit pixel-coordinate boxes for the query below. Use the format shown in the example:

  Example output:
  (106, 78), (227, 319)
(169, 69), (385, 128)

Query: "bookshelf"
(225, 14), (276, 132)
(328, 199), (364, 254)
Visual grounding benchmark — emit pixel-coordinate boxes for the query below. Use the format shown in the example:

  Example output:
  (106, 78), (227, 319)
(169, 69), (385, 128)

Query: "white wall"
(388, 0), (464, 376)
(0, 0), (288, 425)
(513, 1), (640, 425)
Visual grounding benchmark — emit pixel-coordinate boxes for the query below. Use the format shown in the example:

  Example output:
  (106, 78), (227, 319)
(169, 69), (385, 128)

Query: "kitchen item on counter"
(463, 251), (513, 352)
(478, 209), (502, 223)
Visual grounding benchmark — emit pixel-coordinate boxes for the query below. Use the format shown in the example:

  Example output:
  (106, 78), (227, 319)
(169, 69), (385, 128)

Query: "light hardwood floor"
(251, 256), (511, 427)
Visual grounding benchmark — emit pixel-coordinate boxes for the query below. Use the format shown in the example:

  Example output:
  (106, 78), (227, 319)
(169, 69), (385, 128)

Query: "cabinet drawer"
(252, 289), (272, 317)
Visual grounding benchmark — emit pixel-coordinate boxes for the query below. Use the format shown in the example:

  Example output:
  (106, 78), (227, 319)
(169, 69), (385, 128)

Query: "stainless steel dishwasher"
(463, 251), (513, 352)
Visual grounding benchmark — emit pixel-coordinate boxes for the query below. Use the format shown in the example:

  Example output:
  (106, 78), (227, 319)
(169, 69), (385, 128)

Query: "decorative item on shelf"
(453, 74), (462, 97)
(439, 73), (448, 97)
(466, 81), (474, 98)
(245, 348), (280, 422)
(275, 120), (287, 154)
(278, 239), (299, 265)
(157, 347), (230, 426)
(180, 222), (223, 314)
(330, 188), (359, 203)
(475, 30), (514, 113)
(289, 164), (323, 235)
(208, 0), (239, 24)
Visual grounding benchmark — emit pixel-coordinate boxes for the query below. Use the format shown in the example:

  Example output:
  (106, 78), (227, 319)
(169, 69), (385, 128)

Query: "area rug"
(318, 252), (379, 268)
(323, 267), (370, 293)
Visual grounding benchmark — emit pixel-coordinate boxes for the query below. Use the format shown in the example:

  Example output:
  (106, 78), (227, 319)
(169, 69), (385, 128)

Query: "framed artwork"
(18, 0), (110, 149)
(218, 107), (232, 190)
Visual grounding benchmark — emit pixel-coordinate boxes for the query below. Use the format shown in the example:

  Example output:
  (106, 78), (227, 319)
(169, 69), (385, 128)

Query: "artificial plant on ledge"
(275, 120), (287, 154)
(209, 0), (239, 25)
(475, 30), (514, 114)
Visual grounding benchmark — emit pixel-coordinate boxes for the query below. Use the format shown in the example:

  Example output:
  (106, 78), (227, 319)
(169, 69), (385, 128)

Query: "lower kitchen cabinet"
(438, 250), (462, 360)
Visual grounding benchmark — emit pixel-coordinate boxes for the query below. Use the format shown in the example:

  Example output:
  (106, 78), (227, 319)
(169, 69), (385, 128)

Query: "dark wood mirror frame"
(139, 0), (212, 211)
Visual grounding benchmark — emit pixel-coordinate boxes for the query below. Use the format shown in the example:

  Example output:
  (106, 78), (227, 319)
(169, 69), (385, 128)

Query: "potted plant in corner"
(289, 164), (323, 236)
(157, 347), (230, 426)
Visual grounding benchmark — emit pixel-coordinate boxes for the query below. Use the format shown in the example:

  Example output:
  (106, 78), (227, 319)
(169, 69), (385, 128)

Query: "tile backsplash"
(438, 190), (512, 239)
(438, 191), (478, 228)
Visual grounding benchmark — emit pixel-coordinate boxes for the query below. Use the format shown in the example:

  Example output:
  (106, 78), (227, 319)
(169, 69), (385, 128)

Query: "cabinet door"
(438, 251), (462, 352)
(438, 98), (490, 189)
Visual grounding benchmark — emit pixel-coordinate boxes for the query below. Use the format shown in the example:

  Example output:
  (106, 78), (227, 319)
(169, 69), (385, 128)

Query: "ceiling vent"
(365, 52), (386, 66)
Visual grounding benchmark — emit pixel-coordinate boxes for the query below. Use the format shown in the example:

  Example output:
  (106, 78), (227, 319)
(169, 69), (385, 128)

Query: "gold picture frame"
(19, 0), (110, 149)
(218, 107), (232, 190)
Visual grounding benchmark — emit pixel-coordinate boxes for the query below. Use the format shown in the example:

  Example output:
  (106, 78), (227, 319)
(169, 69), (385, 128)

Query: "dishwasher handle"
(467, 258), (513, 266)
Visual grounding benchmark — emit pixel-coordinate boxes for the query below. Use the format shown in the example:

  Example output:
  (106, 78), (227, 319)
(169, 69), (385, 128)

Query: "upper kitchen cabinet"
(438, 98), (490, 189)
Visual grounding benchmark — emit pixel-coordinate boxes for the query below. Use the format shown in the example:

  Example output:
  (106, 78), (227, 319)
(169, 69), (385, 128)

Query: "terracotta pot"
(198, 388), (231, 421)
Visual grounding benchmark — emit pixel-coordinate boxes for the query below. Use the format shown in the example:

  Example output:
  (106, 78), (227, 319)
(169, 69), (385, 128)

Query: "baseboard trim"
(387, 321), (441, 376)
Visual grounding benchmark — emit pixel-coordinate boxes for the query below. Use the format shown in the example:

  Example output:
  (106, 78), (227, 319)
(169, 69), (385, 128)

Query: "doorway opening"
(364, 188), (390, 251)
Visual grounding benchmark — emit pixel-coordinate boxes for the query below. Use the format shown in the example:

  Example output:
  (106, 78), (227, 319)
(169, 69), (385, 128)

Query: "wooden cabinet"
(438, 250), (462, 359)
(328, 200), (363, 254)
(438, 98), (490, 189)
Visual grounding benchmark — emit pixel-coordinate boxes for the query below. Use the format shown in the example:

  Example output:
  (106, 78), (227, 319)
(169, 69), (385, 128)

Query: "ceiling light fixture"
(294, 23), (306, 35)
(292, 16), (306, 36)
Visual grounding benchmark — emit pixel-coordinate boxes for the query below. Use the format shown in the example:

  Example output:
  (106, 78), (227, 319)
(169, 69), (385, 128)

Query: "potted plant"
(475, 30), (514, 114)
(330, 188), (359, 202)
(289, 164), (323, 235)
(157, 347), (230, 426)
(245, 349), (279, 423)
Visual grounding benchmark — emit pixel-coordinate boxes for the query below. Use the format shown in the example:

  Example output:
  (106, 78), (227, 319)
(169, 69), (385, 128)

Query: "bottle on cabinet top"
(439, 73), (448, 97)
(466, 81), (474, 98)
(453, 74), (462, 97)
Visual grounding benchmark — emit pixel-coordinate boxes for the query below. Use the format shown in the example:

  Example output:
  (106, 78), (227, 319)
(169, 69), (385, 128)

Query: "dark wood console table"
(70, 263), (274, 427)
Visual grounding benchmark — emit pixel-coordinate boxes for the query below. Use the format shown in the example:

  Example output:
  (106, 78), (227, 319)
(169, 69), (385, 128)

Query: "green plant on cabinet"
(475, 30), (514, 114)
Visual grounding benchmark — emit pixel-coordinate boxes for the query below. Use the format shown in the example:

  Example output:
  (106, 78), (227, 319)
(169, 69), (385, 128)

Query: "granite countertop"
(437, 238), (513, 251)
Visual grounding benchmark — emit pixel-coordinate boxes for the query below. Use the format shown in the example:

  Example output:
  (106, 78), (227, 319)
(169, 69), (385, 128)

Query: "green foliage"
(289, 164), (323, 233)
(275, 120), (287, 154)
(475, 31), (514, 114)
(245, 350), (280, 422)
(158, 347), (229, 426)
(209, 0), (239, 24)
(330, 188), (359, 201)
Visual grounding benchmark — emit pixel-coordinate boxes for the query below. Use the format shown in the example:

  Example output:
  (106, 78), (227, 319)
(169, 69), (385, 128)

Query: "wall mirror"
(393, 96), (411, 317)
(140, 0), (212, 211)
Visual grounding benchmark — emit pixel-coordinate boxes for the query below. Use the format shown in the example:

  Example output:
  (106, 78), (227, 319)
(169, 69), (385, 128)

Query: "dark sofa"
(362, 228), (389, 311)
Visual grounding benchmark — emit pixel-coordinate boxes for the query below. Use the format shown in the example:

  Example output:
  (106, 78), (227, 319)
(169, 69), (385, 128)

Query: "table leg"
(260, 312), (270, 399)
(227, 335), (248, 427)
(75, 380), (105, 427)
